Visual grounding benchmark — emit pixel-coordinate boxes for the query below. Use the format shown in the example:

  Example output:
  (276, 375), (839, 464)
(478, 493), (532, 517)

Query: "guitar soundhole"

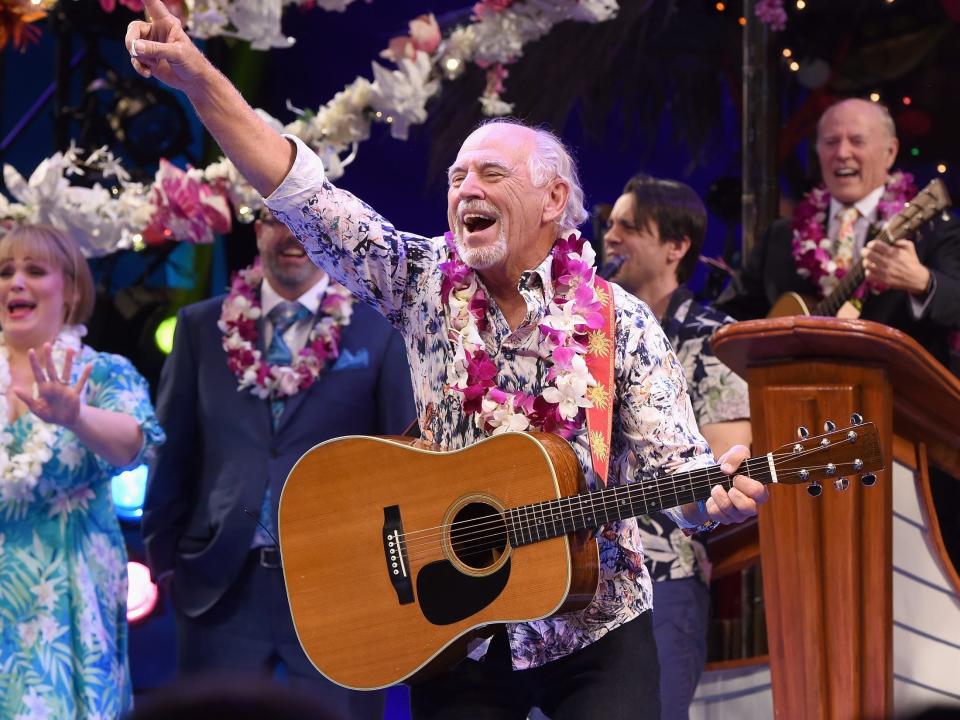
(449, 502), (508, 571)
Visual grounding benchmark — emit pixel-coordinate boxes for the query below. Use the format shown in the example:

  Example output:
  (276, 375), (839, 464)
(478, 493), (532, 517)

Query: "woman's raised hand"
(13, 344), (93, 429)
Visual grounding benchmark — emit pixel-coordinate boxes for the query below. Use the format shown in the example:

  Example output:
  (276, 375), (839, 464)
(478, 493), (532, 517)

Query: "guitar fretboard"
(505, 455), (773, 547)
(812, 228), (891, 316)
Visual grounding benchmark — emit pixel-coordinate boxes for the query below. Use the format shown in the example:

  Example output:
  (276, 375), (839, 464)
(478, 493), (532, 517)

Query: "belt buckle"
(259, 546), (282, 569)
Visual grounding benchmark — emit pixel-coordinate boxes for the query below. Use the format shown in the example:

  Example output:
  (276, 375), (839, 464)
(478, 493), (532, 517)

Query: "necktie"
(252, 300), (310, 550)
(834, 206), (860, 275)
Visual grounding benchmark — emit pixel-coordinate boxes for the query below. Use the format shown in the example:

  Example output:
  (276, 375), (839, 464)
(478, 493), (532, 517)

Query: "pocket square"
(332, 348), (369, 371)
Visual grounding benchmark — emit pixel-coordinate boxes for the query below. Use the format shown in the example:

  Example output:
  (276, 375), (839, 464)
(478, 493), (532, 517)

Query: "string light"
(902, 96), (912, 106)
(910, 147), (920, 157)
(783, 48), (793, 58)
(715, 1), (726, 10)
(937, 164), (947, 174)
(796, 0), (806, 8)
(738, 16), (746, 25)
(789, 61), (800, 72)
(869, 92), (881, 102)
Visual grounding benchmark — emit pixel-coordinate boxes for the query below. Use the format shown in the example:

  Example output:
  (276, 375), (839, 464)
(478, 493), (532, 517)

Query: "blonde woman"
(0, 224), (165, 719)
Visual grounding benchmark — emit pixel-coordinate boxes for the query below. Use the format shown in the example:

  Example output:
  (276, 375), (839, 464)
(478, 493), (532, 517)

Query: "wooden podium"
(711, 316), (960, 719)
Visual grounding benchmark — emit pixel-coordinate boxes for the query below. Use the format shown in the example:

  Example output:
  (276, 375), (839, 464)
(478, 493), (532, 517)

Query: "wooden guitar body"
(278, 432), (599, 690)
(767, 291), (814, 318)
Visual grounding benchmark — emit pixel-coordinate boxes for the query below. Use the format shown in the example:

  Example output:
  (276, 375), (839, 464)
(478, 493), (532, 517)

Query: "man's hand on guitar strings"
(705, 444), (769, 525)
(862, 238), (931, 296)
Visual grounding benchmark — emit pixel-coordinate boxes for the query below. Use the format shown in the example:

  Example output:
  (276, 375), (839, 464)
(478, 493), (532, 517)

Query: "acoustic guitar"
(278, 418), (883, 690)
(768, 178), (951, 318)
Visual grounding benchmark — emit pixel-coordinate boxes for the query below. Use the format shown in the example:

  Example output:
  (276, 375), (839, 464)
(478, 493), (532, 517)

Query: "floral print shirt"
(266, 136), (713, 670)
(0, 347), (165, 719)
(638, 287), (750, 585)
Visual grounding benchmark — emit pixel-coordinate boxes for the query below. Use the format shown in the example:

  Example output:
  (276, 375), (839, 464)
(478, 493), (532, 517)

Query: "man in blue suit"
(143, 213), (416, 719)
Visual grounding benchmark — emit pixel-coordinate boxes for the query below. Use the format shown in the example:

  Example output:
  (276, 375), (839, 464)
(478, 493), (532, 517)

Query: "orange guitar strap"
(584, 277), (616, 487)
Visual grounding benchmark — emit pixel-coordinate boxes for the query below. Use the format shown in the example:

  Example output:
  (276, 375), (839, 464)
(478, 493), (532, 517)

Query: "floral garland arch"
(0, 0), (621, 252)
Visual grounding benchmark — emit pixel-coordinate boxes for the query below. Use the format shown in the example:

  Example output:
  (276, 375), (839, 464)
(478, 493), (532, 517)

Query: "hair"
(816, 97), (897, 140)
(0, 225), (95, 324)
(478, 118), (589, 233)
(622, 174), (707, 284)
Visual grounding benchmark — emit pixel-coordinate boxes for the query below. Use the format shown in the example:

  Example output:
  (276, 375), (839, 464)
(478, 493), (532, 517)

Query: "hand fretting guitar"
(278, 418), (883, 690)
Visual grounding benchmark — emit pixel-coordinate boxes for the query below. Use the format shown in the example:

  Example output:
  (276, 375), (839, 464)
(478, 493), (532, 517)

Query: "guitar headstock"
(770, 414), (884, 496)
(885, 178), (952, 242)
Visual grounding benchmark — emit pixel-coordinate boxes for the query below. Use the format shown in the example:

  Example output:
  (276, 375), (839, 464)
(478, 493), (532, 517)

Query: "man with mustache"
(718, 97), (960, 370)
(143, 212), (415, 719)
(126, 2), (768, 717)
(604, 174), (750, 720)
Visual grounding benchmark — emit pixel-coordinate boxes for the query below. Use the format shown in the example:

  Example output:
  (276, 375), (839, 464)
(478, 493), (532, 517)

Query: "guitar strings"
(401, 462), (867, 561)
(397, 438), (857, 551)
(399, 445), (860, 556)
(404, 462), (868, 561)
(399, 453), (870, 560)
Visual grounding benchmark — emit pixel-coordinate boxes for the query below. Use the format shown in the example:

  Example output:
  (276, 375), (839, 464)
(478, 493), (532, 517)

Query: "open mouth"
(834, 168), (859, 179)
(279, 246), (307, 259)
(461, 213), (498, 234)
(6, 299), (36, 318)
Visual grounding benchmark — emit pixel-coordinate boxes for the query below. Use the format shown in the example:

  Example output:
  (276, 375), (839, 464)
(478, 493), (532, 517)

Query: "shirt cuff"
(909, 272), (937, 320)
(263, 134), (328, 215)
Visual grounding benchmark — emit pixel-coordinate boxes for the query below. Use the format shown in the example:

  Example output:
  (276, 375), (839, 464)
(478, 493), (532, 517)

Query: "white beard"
(455, 229), (508, 270)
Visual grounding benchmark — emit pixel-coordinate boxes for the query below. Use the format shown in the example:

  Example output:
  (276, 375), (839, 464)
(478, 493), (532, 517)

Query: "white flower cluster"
(1, 146), (153, 257)
(183, 0), (363, 49)
(0, 1), (620, 254)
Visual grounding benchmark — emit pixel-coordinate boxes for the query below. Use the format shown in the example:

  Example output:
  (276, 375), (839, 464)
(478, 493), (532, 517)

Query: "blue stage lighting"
(112, 464), (149, 521)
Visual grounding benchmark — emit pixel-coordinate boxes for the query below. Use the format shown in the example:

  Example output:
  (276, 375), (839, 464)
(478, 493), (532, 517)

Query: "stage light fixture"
(127, 561), (159, 624)
(107, 75), (191, 166)
(154, 316), (178, 355)
(112, 464), (148, 521)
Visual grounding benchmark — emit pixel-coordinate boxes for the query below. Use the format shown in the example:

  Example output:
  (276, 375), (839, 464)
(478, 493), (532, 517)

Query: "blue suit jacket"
(143, 294), (416, 617)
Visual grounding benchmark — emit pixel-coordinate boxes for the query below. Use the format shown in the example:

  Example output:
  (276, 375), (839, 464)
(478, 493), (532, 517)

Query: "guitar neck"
(811, 227), (891, 316)
(506, 454), (775, 547)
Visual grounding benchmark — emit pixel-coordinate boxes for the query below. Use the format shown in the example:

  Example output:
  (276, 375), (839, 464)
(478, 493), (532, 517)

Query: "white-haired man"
(125, 2), (768, 717)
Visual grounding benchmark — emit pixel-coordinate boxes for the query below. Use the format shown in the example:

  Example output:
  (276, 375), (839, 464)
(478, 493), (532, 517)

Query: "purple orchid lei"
(791, 172), (917, 299)
(218, 259), (354, 399)
(439, 232), (604, 439)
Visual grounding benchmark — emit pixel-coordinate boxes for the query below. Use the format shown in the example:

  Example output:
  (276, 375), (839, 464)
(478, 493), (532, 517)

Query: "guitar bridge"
(383, 505), (413, 605)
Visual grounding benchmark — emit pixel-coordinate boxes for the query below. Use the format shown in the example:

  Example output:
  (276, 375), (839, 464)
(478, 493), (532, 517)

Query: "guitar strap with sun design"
(583, 276), (616, 487)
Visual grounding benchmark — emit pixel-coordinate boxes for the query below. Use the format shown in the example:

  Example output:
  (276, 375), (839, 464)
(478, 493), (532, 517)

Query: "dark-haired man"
(604, 174), (751, 720)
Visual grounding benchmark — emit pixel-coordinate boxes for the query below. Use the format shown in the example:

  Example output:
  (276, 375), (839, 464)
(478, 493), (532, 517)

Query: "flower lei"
(791, 172), (917, 298)
(0, 326), (84, 503)
(218, 260), (354, 400)
(439, 232), (604, 439)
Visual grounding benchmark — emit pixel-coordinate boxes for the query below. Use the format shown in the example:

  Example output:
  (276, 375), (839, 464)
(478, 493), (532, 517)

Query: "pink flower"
(144, 159), (232, 245)
(99, 0), (144, 11)
(755, 0), (787, 31)
(473, 0), (514, 19)
(380, 13), (440, 62)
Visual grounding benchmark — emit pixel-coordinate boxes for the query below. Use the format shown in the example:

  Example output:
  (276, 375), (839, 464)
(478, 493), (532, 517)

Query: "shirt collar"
(260, 273), (330, 318)
(829, 184), (885, 224)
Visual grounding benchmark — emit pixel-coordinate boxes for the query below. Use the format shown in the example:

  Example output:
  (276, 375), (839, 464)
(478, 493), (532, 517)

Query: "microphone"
(598, 254), (626, 280)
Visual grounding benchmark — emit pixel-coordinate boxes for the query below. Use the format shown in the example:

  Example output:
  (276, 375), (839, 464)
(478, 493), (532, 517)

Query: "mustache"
(454, 199), (502, 228)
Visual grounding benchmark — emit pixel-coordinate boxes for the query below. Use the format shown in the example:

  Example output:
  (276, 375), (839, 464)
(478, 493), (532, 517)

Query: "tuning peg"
(824, 420), (836, 432)
(797, 426), (809, 439)
(851, 413), (864, 425)
(834, 477), (849, 491)
(825, 463), (837, 476)
(861, 473), (877, 487)
(807, 482), (823, 497)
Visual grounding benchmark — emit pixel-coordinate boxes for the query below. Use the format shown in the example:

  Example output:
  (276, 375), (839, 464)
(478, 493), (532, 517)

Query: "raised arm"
(124, 0), (292, 196)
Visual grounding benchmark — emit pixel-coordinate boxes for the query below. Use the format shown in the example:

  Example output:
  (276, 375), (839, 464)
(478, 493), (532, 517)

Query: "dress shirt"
(260, 274), (329, 355)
